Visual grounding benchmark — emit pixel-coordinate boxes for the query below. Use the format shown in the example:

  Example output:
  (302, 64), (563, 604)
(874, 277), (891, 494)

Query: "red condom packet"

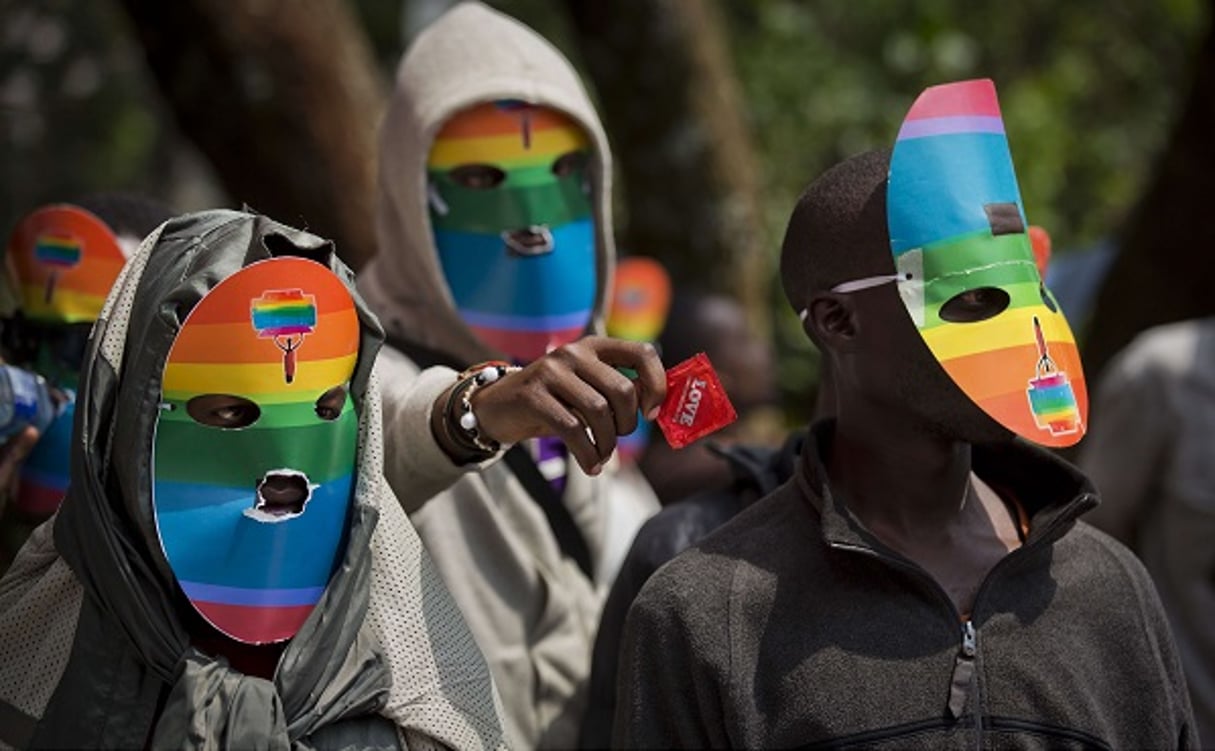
(656, 352), (738, 449)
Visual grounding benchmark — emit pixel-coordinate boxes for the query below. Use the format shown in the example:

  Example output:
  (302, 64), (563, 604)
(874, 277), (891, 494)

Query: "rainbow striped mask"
(884, 79), (1087, 447)
(427, 100), (596, 361)
(152, 256), (361, 644)
(6, 205), (127, 325)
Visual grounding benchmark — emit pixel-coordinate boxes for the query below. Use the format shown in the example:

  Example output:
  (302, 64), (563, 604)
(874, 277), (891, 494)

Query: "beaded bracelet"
(443, 361), (522, 456)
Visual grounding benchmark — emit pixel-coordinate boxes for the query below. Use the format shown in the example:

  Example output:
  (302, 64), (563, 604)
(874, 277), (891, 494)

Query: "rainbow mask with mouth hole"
(427, 100), (597, 362)
(152, 256), (361, 644)
(886, 79), (1087, 446)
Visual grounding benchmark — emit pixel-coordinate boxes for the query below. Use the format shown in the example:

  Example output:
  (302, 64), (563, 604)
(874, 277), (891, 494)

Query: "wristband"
(443, 361), (521, 456)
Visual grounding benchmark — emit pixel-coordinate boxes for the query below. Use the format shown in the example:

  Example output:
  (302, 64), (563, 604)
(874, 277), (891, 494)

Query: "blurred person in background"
(638, 288), (782, 505)
(357, 3), (664, 747)
(0, 193), (173, 568)
(1080, 316), (1215, 743)
(580, 287), (789, 746)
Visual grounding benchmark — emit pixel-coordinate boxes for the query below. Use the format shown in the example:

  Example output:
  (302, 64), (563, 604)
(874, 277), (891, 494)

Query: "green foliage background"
(1, 0), (1207, 422)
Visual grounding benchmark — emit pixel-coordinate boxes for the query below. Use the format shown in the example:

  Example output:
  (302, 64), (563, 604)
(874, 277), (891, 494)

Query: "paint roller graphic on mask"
(33, 233), (82, 304)
(251, 290), (317, 384)
(1026, 315), (1082, 437)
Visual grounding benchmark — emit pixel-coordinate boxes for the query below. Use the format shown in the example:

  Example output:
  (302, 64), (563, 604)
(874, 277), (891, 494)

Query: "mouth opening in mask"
(246, 470), (314, 523)
(502, 226), (554, 257)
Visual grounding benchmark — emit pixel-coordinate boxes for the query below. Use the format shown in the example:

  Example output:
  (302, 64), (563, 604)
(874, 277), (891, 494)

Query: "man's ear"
(804, 292), (859, 353)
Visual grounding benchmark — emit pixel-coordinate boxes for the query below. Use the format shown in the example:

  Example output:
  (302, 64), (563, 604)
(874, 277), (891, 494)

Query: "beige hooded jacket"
(358, 3), (659, 748)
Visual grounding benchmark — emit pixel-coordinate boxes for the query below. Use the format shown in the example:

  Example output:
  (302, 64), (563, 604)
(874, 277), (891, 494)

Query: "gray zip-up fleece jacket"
(617, 421), (1198, 749)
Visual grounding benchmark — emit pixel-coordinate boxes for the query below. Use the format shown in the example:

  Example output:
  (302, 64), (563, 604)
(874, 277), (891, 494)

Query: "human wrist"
(431, 361), (520, 464)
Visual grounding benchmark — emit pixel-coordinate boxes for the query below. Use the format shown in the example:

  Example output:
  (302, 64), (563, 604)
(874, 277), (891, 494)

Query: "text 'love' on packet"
(656, 352), (738, 449)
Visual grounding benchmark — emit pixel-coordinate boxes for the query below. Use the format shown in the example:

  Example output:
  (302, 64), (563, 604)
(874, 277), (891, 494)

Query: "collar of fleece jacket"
(359, 0), (616, 367)
(798, 419), (1097, 551)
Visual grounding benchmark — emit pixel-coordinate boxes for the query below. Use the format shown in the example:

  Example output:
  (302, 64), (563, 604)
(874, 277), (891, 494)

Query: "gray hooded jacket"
(0, 210), (507, 750)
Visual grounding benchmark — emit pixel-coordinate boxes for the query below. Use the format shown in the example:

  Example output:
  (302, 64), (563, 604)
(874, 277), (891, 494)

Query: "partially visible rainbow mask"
(606, 257), (672, 463)
(427, 100), (596, 362)
(882, 79), (1087, 447)
(152, 256), (361, 644)
(6, 205), (128, 516)
(6, 205), (127, 325)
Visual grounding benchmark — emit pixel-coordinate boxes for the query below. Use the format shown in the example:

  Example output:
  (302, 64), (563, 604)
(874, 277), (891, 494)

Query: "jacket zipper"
(948, 619), (976, 720)
(827, 502), (1086, 739)
(829, 543), (976, 718)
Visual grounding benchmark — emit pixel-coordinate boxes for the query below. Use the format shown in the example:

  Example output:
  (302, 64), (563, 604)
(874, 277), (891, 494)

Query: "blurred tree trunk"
(114, 0), (385, 270)
(1084, 3), (1215, 379)
(564, 0), (770, 336)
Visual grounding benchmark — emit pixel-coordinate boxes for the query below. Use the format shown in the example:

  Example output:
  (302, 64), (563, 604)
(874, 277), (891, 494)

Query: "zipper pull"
(947, 620), (977, 720)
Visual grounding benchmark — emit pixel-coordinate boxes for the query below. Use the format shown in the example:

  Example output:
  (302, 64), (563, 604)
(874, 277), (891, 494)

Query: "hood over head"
(0, 209), (507, 749)
(360, 0), (614, 366)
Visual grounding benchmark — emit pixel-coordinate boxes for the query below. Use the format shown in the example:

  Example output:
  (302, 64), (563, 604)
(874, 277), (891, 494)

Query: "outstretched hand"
(434, 337), (666, 474)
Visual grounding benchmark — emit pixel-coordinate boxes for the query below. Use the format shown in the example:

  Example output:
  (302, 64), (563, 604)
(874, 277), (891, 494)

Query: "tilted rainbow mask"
(152, 256), (361, 644)
(427, 100), (596, 362)
(885, 79), (1087, 447)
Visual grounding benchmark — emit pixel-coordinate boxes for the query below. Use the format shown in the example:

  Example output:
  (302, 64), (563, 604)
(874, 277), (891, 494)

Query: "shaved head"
(780, 149), (894, 315)
(781, 148), (1010, 443)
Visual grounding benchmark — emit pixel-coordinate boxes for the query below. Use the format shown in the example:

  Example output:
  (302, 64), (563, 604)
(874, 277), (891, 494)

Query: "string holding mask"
(797, 272), (914, 322)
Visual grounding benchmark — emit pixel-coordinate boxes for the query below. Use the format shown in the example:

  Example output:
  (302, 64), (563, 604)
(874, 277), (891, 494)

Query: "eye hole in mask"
(449, 164), (506, 190)
(552, 150), (588, 178)
(187, 394), (262, 429)
(315, 384), (347, 421)
(939, 287), (1011, 323)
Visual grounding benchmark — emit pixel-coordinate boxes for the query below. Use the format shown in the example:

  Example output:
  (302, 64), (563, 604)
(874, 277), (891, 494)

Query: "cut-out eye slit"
(939, 287), (1011, 323)
(315, 385), (347, 421)
(449, 164), (506, 189)
(552, 151), (588, 178)
(187, 394), (261, 429)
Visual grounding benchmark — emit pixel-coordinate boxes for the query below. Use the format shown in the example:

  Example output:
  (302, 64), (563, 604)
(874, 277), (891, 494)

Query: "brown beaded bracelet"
(442, 362), (521, 456)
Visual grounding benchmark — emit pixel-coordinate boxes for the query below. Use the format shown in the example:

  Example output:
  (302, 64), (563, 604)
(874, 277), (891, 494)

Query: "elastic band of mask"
(830, 272), (911, 294)
(797, 272), (913, 322)
(427, 183), (450, 216)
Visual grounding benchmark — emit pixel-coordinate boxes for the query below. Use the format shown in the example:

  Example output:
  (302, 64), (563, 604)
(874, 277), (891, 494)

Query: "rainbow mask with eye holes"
(886, 79), (1087, 447)
(427, 100), (597, 362)
(152, 256), (361, 644)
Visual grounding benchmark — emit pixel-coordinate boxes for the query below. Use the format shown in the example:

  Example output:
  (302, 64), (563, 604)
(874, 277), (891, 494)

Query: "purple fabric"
(535, 435), (568, 496)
